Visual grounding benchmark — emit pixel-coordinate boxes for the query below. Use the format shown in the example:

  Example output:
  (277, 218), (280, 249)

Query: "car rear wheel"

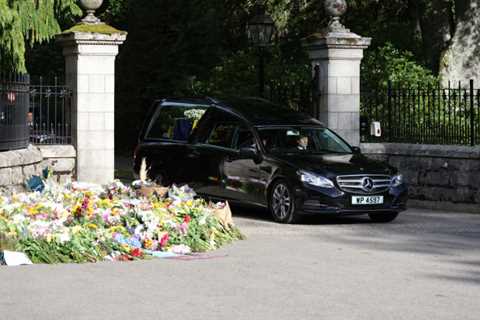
(368, 212), (399, 223)
(269, 180), (299, 224)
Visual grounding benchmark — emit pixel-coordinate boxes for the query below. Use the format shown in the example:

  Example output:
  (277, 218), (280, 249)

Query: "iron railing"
(29, 77), (72, 145)
(0, 74), (30, 151)
(361, 80), (480, 146)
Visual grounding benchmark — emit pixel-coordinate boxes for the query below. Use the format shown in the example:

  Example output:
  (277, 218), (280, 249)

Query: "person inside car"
(297, 135), (309, 151)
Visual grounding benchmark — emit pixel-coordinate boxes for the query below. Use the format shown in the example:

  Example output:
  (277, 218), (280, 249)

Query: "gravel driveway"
(1, 207), (479, 320)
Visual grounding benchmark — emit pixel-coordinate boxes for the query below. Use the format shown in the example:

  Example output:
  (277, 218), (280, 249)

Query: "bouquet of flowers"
(184, 109), (206, 121)
(0, 177), (244, 264)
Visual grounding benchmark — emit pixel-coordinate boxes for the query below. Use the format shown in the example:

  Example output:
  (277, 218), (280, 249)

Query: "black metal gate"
(0, 74), (30, 151)
(29, 77), (72, 145)
(0, 74), (72, 151)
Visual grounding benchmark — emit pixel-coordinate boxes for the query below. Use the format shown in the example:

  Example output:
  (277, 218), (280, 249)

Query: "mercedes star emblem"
(361, 177), (374, 192)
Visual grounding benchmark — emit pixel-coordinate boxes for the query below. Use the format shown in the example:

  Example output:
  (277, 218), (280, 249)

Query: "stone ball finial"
(79, 0), (103, 24)
(324, 0), (348, 17)
(324, 0), (349, 33)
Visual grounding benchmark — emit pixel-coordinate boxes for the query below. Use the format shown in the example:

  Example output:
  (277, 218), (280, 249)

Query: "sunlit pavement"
(1, 207), (479, 320)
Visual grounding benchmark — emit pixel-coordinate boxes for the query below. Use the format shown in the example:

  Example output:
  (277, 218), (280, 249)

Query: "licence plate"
(352, 195), (384, 205)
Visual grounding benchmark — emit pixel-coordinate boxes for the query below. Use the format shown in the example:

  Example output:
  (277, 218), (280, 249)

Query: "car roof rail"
(205, 96), (220, 105)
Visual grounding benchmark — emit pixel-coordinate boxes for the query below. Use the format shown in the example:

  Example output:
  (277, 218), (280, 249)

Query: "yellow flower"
(87, 223), (98, 230)
(27, 207), (37, 216)
(98, 199), (112, 209)
(143, 238), (154, 250)
(111, 208), (120, 216)
(86, 206), (95, 218)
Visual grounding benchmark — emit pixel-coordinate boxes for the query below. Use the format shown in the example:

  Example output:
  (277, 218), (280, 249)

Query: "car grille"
(336, 174), (392, 194)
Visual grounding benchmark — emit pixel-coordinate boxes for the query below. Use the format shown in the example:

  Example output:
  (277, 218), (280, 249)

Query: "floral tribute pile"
(0, 178), (243, 264)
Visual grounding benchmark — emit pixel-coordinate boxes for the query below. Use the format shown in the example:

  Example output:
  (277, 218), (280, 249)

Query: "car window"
(145, 104), (207, 141)
(206, 123), (237, 148)
(258, 127), (351, 154)
(234, 129), (256, 150)
(258, 129), (279, 152)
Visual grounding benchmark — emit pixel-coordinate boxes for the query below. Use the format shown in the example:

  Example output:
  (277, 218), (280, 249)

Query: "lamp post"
(246, 1), (275, 97)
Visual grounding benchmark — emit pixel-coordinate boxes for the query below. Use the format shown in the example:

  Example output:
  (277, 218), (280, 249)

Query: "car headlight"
(298, 170), (335, 188)
(391, 174), (404, 187)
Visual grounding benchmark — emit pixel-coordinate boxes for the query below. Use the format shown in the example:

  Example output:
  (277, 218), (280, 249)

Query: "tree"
(439, 0), (480, 85)
(0, 0), (81, 73)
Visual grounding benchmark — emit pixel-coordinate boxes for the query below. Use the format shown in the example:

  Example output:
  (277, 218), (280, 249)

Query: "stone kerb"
(304, 32), (371, 146)
(56, 30), (126, 184)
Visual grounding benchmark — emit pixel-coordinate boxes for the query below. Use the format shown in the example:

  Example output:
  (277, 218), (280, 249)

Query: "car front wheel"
(269, 180), (299, 224)
(368, 212), (399, 223)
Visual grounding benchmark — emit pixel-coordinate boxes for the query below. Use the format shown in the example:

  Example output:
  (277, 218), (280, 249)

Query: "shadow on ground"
(230, 203), (371, 225)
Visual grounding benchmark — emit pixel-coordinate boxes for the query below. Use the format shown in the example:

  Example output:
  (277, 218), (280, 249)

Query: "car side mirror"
(351, 146), (361, 154)
(239, 147), (260, 160)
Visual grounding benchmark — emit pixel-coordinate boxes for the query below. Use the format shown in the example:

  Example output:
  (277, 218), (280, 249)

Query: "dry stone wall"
(0, 145), (76, 193)
(361, 143), (480, 213)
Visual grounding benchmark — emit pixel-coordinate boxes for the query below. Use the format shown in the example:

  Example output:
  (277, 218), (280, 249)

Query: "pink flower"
(178, 222), (188, 235)
(160, 233), (169, 248)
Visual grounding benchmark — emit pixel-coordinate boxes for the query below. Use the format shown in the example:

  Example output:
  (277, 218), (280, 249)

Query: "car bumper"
(294, 183), (408, 216)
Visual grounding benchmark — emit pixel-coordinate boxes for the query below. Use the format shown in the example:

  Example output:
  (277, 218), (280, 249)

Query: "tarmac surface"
(1, 207), (480, 320)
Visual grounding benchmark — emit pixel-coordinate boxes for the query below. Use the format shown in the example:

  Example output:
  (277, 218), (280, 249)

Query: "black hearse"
(134, 97), (407, 223)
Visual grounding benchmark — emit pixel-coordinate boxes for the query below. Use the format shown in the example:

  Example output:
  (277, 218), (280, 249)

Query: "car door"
(189, 108), (240, 199)
(140, 103), (207, 184)
(223, 127), (269, 205)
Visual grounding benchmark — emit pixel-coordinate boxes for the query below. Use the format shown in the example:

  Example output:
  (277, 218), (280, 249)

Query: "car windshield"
(258, 127), (352, 154)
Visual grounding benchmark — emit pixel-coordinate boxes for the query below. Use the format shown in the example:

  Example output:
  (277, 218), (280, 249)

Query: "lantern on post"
(246, 0), (276, 97)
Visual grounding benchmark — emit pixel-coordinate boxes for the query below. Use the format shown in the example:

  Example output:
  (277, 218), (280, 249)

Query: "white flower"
(184, 109), (206, 121)
(57, 231), (71, 243)
(170, 244), (191, 255)
(198, 214), (207, 225)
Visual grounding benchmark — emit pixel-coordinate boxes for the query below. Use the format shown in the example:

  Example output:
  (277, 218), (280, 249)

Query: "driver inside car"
(297, 135), (309, 151)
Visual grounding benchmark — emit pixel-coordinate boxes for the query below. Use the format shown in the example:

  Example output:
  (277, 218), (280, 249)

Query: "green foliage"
(0, 0), (81, 73)
(114, 0), (253, 152)
(362, 43), (439, 90)
(191, 43), (310, 97)
(99, 0), (129, 28)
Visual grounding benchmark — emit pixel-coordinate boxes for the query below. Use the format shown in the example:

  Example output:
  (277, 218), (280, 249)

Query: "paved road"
(1, 208), (480, 320)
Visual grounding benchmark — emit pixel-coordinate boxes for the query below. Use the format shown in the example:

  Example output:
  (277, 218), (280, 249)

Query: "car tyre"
(269, 179), (299, 224)
(368, 212), (399, 223)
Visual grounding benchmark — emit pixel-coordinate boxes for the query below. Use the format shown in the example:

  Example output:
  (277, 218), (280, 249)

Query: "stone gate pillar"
(304, 1), (370, 146)
(56, 25), (126, 184)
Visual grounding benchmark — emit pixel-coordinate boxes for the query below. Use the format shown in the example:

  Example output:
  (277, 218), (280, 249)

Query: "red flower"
(130, 248), (143, 258)
(183, 215), (192, 224)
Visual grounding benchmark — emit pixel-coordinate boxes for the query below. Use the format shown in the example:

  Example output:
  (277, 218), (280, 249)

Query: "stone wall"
(0, 145), (76, 193)
(37, 145), (76, 184)
(0, 145), (43, 193)
(361, 143), (480, 213)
